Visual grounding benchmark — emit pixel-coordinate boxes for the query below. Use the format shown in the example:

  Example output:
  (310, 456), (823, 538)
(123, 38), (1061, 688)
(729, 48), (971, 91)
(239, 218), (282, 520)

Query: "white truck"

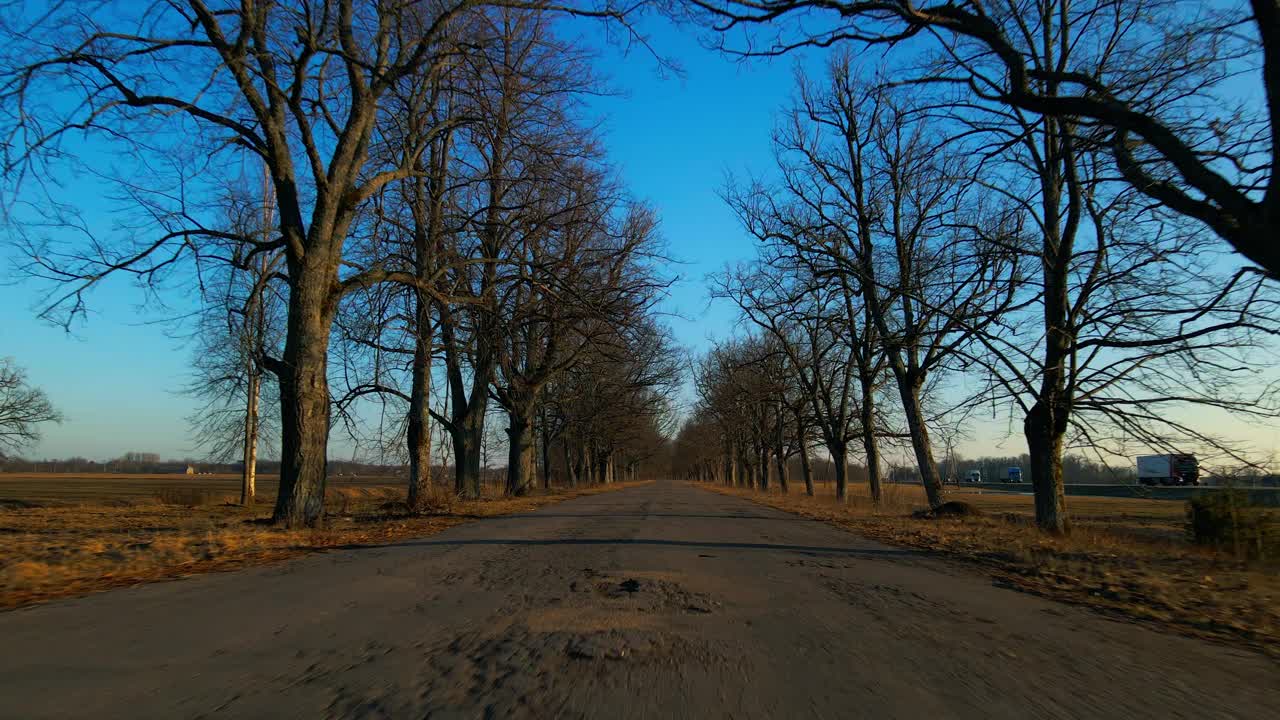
(1136, 454), (1199, 486)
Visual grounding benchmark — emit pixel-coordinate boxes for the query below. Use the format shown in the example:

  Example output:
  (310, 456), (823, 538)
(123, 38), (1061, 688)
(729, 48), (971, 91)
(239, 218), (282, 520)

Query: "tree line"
(0, 1), (677, 525)
(674, 1), (1280, 532)
(4, 2), (1278, 534)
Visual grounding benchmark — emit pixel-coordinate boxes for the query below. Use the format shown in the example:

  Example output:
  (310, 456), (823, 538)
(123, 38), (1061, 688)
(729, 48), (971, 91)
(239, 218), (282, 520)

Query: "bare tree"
(184, 177), (285, 506)
(0, 0), (642, 526)
(721, 59), (1018, 508)
(903, 1), (1280, 532)
(692, 0), (1279, 276)
(692, 335), (795, 493)
(0, 359), (62, 459)
(811, 70), (1017, 510)
(494, 189), (666, 495)
(423, 9), (592, 498)
(711, 261), (877, 501)
(556, 318), (682, 485)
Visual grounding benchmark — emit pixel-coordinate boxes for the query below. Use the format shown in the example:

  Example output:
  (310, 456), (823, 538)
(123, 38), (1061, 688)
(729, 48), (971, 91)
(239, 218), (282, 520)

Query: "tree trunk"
(539, 407), (552, 490)
(453, 414), (483, 499)
(242, 160), (271, 509)
(798, 441), (813, 496)
(794, 412), (814, 496)
(505, 404), (535, 496)
(774, 402), (788, 494)
(562, 439), (579, 488)
(830, 440), (848, 502)
(240, 367), (259, 506)
(407, 131), (446, 512)
(406, 294), (432, 511)
(894, 378), (945, 508)
(1025, 401), (1070, 533)
(273, 272), (335, 527)
(859, 378), (883, 506)
(438, 294), (493, 500)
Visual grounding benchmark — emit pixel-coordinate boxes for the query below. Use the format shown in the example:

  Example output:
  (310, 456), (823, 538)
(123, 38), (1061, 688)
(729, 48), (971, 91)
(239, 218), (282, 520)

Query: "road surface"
(0, 480), (1274, 719)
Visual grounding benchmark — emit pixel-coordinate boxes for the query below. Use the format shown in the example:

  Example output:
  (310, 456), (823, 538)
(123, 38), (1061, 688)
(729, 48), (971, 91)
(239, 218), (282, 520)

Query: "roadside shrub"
(322, 487), (351, 517)
(411, 484), (456, 515)
(912, 500), (982, 519)
(1186, 491), (1278, 561)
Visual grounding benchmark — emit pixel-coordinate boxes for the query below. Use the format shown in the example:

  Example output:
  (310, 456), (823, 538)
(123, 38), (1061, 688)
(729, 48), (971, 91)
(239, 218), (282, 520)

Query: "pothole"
(574, 571), (722, 615)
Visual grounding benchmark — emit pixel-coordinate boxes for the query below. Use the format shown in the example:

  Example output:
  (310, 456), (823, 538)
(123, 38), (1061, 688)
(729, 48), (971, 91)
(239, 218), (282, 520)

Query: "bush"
(322, 487), (351, 516)
(411, 484), (457, 515)
(912, 500), (982, 519)
(1186, 491), (1278, 561)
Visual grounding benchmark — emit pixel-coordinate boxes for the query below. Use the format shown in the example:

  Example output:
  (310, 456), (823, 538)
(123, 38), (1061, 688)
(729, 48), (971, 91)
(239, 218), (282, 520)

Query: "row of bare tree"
(0, 1), (676, 526)
(675, 37), (1279, 532)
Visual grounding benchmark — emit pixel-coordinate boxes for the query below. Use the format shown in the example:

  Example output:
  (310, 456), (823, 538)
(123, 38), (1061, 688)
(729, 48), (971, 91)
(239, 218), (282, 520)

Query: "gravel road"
(0, 480), (1275, 719)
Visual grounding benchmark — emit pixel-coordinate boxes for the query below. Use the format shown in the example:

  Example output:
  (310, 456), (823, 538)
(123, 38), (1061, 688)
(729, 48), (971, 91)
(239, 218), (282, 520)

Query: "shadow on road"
(501, 512), (801, 521)
(332, 536), (919, 558)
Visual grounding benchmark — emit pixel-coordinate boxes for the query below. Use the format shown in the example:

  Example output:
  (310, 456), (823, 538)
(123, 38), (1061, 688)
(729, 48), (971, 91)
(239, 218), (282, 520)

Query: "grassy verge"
(0, 481), (645, 610)
(702, 482), (1279, 656)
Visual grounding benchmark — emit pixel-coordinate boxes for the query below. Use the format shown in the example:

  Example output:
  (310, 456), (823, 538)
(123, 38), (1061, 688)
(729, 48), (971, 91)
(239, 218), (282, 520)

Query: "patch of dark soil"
(999, 512), (1033, 526)
(0, 498), (45, 510)
(378, 501), (411, 515)
(912, 501), (982, 519)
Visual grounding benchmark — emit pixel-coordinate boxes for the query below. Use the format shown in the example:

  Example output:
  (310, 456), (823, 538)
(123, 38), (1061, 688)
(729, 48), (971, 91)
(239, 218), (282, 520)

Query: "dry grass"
(706, 481), (1280, 656)
(0, 472), (408, 506)
(0, 481), (646, 610)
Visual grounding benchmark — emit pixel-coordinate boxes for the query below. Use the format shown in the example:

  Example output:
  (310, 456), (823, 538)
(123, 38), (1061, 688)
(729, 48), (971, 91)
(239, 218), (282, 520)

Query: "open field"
(0, 472), (420, 506)
(800, 480), (1191, 541)
(953, 485), (1190, 542)
(706, 481), (1280, 655)
(945, 480), (1280, 505)
(0, 478), (646, 610)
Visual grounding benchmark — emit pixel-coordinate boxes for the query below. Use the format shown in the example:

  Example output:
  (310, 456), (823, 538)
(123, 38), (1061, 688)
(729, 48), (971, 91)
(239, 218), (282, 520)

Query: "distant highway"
(948, 481), (1280, 505)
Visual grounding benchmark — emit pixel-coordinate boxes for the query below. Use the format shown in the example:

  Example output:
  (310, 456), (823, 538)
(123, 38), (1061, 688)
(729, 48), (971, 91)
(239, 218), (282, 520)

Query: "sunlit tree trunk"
(241, 367), (259, 506)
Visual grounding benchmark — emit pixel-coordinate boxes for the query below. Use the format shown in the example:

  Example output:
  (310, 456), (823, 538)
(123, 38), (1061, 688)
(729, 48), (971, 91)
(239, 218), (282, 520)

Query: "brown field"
(0, 475), (646, 610)
(706, 481), (1280, 655)
(0, 472), (414, 506)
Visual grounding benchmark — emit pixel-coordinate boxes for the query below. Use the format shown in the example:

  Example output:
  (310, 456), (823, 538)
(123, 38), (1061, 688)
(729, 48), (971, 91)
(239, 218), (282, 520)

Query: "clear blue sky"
(0, 19), (805, 461)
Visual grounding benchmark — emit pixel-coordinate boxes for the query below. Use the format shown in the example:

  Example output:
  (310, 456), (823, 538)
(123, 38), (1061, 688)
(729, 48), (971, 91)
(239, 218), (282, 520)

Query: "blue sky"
(2, 16), (1276, 467)
(1, 19), (802, 461)
(587, 20), (814, 341)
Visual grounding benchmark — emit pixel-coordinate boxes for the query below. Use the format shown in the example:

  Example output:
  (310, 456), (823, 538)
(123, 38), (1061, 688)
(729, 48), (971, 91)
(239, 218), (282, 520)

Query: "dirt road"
(0, 480), (1274, 719)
